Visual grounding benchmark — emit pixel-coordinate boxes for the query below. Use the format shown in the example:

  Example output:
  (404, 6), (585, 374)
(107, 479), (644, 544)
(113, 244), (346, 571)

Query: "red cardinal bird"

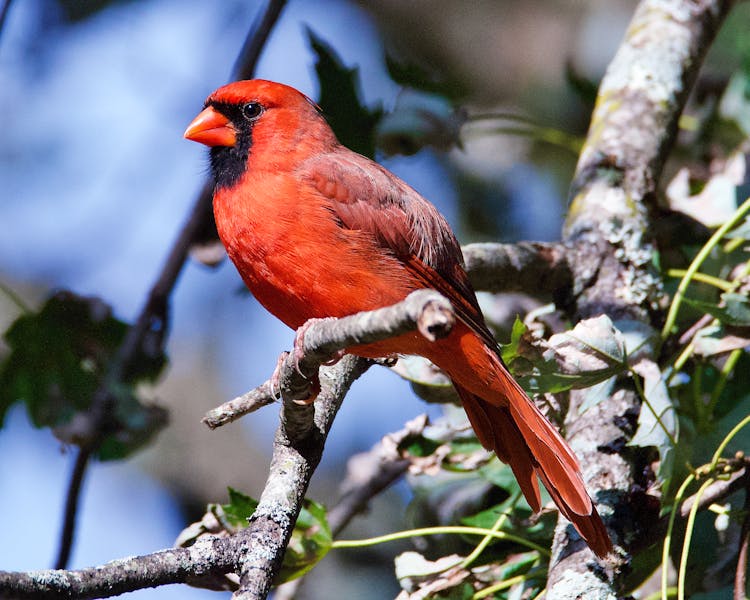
(185, 79), (612, 558)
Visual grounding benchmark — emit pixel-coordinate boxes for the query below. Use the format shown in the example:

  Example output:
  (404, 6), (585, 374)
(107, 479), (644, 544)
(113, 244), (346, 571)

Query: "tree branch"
(547, 1), (736, 597)
(0, 536), (239, 600)
(273, 418), (421, 600)
(0, 290), (454, 599)
(232, 355), (371, 599)
(203, 289), (454, 424)
(462, 242), (572, 300)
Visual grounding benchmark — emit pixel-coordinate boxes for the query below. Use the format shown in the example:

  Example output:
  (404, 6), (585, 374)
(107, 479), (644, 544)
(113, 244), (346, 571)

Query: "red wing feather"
(300, 151), (497, 349)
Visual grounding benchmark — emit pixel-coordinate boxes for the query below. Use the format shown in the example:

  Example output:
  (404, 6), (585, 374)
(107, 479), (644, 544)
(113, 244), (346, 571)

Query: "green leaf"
(277, 499), (332, 583)
(692, 394), (750, 465)
(385, 54), (467, 100)
(500, 317), (527, 364)
(0, 292), (124, 427)
(549, 315), (626, 369)
(221, 487), (259, 529)
(683, 292), (750, 327)
(577, 376), (617, 413)
(375, 91), (465, 156)
(517, 367), (616, 396)
(510, 315), (629, 398)
(95, 386), (168, 461)
(403, 435), (443, 458)
(307, 28), (382, 158)
(461, 497), (555, 546)
(0, 291), (168, 459)
(629, 359), (678, 482)
(476, 462), (521, 494)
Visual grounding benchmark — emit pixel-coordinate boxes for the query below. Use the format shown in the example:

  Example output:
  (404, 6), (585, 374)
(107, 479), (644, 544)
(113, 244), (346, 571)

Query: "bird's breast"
(213, 173), (416, 330)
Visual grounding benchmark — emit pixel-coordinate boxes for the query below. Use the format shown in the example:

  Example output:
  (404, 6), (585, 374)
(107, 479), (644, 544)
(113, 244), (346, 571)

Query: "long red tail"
(432, 332), (612, 558)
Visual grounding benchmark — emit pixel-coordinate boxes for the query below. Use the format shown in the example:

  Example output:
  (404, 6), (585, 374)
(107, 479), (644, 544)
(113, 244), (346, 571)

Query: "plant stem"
(661, 197), (750, 340)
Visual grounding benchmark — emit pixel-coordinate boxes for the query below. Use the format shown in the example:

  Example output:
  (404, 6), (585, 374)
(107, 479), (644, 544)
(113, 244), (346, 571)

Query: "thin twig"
(54, 447), (92, 569)
(203, 381), (277, 429)
(0, 0), (12, 40)
(204, 289), (454, 421)
(680, 466), (748, 518)
(233, 0), (287, 80)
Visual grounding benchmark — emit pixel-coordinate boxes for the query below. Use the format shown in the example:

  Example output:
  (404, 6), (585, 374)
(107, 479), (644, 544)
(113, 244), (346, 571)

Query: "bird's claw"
(270, 351), (289, 400)
(321, 349), (346, 366)
(292, 376), (320, 405)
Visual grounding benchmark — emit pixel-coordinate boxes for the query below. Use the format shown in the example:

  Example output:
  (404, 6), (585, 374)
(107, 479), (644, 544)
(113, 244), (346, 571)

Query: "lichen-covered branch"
(0, 536), (239, 599)
(273, 418), (422, 600)
(462, 241), (572, 299)
(204, 289), (454, 425)
(232, 354), (371, 600)
(547, 1), (736, 598)
(224, 290), (454, 598)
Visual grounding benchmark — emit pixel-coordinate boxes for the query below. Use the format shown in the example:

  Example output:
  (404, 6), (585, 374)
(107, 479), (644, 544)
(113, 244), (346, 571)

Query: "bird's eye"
(241, 102), (263, 121)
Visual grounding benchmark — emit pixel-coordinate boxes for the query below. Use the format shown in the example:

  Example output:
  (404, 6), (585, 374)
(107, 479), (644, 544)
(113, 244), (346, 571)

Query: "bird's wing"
(300, 151), (498, 350)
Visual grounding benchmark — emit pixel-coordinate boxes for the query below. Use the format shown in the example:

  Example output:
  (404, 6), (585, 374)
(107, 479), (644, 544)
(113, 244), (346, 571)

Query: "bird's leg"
(281, 318), (346, 405)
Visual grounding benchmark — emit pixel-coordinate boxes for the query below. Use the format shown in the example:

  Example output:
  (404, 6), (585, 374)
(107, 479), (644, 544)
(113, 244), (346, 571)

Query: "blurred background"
(1, 1), (747, 598)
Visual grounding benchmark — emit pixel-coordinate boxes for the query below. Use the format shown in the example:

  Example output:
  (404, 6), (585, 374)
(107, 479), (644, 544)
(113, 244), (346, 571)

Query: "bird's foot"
(293, 376), (321, 405)
(321, 349), (346, 366)
(269, 351), (289, 400)
(270, 350), (321, 405)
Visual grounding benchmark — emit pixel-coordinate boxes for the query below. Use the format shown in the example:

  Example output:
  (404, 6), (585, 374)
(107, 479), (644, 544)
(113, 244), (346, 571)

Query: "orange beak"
(184, 106), (237, 147)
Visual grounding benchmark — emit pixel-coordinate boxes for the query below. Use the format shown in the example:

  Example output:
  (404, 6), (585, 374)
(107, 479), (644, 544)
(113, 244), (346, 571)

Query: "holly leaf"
(376, 90), (466, 156)
(307, 28), (382, 158)
(683, 292), (750, 327)
(629, 359), (678, 481)
(277, 499), (332, 583)
(385, 54), (467, 100)
(0, 292), (125, 427)
(222, 487), (259, 529)
(0, 291), (168, 459)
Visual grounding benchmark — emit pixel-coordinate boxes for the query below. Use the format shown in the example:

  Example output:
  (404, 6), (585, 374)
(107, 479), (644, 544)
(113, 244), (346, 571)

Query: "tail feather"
(454, 382), (612, 558)
(457, 385), (541, 512)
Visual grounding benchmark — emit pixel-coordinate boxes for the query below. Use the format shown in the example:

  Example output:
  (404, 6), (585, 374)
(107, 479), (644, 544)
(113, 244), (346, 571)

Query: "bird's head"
(184, 79), (332, 189)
